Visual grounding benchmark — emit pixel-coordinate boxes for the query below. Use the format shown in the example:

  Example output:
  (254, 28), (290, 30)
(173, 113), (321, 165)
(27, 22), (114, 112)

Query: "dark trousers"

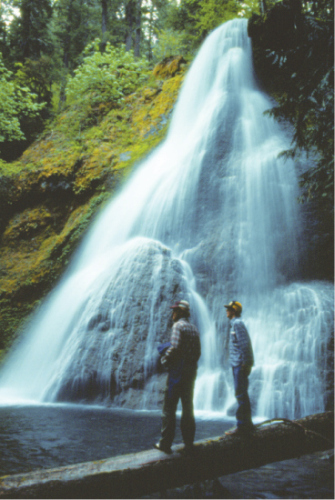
(232, 365), (253, 429)
(160, 366), (197, 448)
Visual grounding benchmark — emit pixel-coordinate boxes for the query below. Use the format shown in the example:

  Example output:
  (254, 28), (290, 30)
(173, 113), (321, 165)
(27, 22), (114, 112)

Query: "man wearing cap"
(154, 300), (201, 454)
(225, 301), (254, 435)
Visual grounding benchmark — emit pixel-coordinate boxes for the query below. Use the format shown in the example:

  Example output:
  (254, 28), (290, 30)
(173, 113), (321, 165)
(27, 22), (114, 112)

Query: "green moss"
(3, 208), (52, 243)
(0, 350), (5, 365)
(0, 60), (187, 351)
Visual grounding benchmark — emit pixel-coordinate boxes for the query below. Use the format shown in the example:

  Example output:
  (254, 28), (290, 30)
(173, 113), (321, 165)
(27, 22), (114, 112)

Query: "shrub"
(0, 55), (46, 147)
(65, 40), (150, 106)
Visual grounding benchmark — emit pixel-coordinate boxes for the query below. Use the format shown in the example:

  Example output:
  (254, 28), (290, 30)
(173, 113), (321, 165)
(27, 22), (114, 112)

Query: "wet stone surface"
(143, 449), (334, 499)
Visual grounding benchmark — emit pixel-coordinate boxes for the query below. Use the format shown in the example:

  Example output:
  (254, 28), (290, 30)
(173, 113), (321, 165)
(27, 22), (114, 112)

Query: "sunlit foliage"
(0, 54), (45, 153)
(152, 28), (189, 61)
(65, 39), (149, 106)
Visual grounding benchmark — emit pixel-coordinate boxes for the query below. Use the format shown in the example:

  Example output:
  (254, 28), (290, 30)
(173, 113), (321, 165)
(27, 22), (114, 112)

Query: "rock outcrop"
(46, 238), (188, 408)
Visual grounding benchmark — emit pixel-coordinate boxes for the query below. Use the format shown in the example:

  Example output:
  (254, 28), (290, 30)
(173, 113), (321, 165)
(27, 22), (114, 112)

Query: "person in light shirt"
(225, 300), (254, 435)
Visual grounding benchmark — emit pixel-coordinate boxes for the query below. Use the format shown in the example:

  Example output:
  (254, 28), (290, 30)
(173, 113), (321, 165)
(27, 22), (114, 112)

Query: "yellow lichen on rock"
(153, 56), (186, 79)
(0, 60), (187, 350)
(3, 208), (52, 244)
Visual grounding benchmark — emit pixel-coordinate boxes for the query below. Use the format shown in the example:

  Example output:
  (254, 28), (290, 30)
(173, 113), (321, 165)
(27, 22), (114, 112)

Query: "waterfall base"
(0, 412), (333, 499)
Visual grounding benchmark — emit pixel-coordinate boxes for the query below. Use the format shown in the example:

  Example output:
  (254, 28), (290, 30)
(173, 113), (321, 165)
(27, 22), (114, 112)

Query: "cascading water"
(0, 19), (333, 419)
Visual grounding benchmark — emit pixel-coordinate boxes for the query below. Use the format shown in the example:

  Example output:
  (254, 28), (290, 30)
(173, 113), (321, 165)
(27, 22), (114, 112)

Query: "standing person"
(154, 300), (201, 454)
(224, 300), (254, 435)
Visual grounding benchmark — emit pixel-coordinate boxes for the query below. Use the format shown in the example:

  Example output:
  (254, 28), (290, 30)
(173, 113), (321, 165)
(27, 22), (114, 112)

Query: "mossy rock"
(153, 56), (187, 79)
(0, 63), (187, 351)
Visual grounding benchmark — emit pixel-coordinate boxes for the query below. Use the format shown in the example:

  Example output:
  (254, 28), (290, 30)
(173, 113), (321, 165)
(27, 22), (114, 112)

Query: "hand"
(242, 364), (252, 376)
(161, 356), (167, 366)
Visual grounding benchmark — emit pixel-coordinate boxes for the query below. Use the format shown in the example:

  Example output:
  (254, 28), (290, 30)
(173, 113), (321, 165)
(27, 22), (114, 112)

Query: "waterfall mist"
(0, 19), (333, 419)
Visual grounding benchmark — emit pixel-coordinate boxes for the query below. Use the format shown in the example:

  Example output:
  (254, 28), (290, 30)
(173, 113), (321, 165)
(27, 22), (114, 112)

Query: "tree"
(8, 0), (53, 62)
(142, 0), (183, 61)
(101, 0), (109, 46)
(0, 53), (46, 161)
(52, 0), (99, 72)
(134, 0), (142, 56)
(261, 10), (334, 210)
(50, 0), (101, 107)
(125, 0), (142, 56)
(0, 1), (15, 62)
(192, 0), (241, 40)
(248, 0), (334, 278)
(14, 56), (53, 109)
(0, 1), (54, 160)
(159, 0), (250, 56)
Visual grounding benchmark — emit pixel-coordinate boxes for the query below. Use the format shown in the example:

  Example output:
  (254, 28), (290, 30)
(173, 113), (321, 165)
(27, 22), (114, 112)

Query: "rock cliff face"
(0, 58), (187, 358)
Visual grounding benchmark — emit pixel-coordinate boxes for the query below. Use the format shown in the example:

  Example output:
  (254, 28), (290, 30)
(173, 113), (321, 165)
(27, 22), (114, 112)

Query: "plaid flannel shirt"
(229, 317), (254, 367)
(162, 318), (201, 367)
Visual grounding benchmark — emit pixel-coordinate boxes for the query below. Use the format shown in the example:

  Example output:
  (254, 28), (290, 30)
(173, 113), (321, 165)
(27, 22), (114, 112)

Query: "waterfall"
(0, 19), (333, 419)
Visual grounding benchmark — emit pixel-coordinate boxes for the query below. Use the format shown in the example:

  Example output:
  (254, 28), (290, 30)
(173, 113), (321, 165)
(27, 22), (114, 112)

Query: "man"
(225, 300), (254, 435)
(155, 299), (201, 454)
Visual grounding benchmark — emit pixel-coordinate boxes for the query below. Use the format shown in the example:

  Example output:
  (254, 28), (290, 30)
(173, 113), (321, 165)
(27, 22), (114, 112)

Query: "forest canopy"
(0, 0), (255, 160)
(0, 0), (333, 230)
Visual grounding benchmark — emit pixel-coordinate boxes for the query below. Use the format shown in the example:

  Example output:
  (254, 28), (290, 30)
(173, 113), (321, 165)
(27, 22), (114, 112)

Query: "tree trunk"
(22, 1), (32, 59)
(0, 412), (333, 499)
(125, 0), (135, 51)
(147, 3), (153, 61)
(101, 0), (108, 51)
(259, 0), (267, 14)
(101, 0), (108, 34)
(134, 0), (142, 57)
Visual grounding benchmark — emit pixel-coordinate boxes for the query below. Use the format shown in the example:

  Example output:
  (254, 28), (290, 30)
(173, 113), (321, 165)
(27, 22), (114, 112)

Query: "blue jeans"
(160, 364), (197, 448)
(232, 365), (253, 429)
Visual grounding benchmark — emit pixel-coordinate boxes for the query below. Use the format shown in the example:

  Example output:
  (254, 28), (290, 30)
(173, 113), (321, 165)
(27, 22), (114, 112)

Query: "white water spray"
(0, 19), (332, 419)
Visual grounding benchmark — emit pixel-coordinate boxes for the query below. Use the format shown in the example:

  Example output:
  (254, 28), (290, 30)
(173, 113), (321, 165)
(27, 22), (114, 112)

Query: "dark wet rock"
(50, 238), (188, 407)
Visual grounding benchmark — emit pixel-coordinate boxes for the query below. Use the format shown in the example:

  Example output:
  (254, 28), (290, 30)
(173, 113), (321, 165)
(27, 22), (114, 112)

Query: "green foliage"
(249, 2), (334, 279)
(142, 0), (177, 60)
(192, 0), (241, 39)
(237, 0), (260, 18)
(163, 0), (257, 54)
(8, 0), (53, 61)
(0, 2), (12, 62)
(0, 66), (185, 347)
(50, 0), (101, 72)
(65, 39), (150, 106)
(0, 54), (46, 148)
(261, 12), (334, 210)
(164, 0), (202, 50)
(152, 28), (190, 61)
(14, 57), (53, 109)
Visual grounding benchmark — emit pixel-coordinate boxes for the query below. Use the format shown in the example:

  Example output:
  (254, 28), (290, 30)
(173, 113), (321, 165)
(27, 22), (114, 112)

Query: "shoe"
(225, 427), (241, 436)
(225, 425), (255, 436)
(154, 442), (172, 454)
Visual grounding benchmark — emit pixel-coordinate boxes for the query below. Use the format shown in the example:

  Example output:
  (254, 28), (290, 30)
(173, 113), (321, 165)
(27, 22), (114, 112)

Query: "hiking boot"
(154, 442), (172, 454)
(225, 425), (255, 436)
(225, 427), (241, 436)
